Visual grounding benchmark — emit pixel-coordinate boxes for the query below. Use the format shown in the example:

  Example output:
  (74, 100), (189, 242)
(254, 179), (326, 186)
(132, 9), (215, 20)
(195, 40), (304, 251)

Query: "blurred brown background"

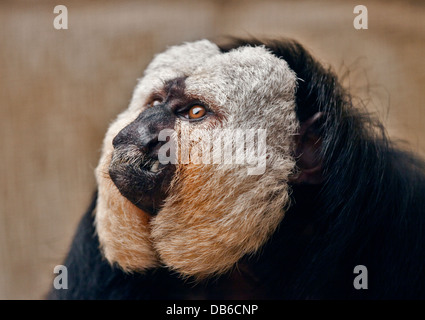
(0, 0), (424, 299)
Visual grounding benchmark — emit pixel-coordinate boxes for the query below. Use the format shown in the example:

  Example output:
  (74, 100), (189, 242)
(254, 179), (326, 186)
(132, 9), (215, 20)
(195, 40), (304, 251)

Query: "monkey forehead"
(145, 40), (220, 76)
(128, 40), (220, 110)
(185, 46), (297, 113)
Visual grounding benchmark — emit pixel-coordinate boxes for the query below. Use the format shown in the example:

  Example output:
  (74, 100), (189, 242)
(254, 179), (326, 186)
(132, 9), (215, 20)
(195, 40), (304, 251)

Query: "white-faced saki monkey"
(48, 38), (425, 299)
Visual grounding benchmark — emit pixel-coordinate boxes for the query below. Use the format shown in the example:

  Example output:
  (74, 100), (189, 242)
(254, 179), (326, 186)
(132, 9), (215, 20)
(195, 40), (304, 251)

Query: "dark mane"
(49, 38), (425, 300)
(220, 38), (425, 298)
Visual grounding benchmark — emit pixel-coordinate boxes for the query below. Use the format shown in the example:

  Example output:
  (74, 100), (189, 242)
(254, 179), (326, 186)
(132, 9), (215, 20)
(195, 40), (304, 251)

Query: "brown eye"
(188, 105), (206, 120)
(151, 99), (162, 107)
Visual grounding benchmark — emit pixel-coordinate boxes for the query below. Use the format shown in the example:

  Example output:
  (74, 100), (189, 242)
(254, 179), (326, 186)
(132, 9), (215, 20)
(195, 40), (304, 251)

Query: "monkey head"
(95, 40), (299, 278)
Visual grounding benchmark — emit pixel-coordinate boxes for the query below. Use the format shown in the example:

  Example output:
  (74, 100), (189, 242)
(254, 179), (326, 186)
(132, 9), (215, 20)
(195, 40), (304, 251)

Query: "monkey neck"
(202, 183), (327, 299)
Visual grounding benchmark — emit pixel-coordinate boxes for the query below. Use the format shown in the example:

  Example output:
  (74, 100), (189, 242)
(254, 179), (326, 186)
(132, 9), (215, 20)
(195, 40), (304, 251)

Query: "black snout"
(112, 105), (176, 154)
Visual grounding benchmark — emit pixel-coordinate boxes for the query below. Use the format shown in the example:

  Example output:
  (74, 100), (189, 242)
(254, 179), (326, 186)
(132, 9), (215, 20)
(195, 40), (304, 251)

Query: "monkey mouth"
(108, 146), (175, 215)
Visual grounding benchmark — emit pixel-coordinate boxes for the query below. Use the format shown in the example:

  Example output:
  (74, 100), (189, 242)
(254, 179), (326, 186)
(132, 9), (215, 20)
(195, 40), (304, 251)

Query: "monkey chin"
(108, 146), (175, 215)
(94, 39), (299, 278)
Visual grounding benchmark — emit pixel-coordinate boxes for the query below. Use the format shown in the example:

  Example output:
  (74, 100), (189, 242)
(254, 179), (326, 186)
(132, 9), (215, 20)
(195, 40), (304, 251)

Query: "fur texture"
(95, 40), (298, 277)
(95, 40), (221, 271)
(49, 38), (425, 300)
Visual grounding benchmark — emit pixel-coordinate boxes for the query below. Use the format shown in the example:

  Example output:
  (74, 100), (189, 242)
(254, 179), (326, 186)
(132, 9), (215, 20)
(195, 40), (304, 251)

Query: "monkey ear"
(291, 112), (324, 184)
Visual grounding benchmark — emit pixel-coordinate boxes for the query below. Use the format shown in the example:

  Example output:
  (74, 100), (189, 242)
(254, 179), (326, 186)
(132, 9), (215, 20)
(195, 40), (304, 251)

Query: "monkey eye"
(152, 100), (162, 107)
(189, 105), (207, 119)
(179, 104), (207, 120)
(146, 95), (164, 108)
(147, 99), (163, 108)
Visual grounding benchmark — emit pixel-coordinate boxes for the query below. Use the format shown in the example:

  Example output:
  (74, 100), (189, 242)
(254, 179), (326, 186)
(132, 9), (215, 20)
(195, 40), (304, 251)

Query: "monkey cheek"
(108, 160), (175, 215)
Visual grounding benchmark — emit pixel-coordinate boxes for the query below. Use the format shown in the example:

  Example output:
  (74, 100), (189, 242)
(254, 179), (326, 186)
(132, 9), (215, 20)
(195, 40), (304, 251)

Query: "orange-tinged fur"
(94, 40), (298, 278)
(96, 155), (159, 272)
(152, 158), (294, 278)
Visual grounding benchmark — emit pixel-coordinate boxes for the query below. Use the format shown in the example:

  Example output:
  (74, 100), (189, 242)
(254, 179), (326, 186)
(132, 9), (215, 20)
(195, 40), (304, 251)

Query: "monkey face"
(95, 40), (299, 278)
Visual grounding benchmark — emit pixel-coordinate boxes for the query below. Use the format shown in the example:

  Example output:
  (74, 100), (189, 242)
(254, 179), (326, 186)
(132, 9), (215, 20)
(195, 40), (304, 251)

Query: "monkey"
(48, 38), (425, 300)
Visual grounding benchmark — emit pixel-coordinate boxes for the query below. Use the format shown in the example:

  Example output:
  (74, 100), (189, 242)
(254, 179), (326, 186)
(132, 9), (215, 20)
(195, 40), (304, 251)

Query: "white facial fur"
(95, 40), (298, 277)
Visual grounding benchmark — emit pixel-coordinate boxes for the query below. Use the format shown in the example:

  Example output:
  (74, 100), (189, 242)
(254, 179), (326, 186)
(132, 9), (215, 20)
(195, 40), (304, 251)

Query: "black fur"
(220, 38), (425, 299)
(48, 38), (425, 299)
(47, 192), (211, 299)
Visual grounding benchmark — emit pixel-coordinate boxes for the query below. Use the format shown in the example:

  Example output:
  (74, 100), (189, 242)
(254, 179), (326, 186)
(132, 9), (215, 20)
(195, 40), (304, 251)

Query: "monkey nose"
(112, 127), (158, 154)
(112, 114), (157, 148)
(112, 105), (175, 153)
